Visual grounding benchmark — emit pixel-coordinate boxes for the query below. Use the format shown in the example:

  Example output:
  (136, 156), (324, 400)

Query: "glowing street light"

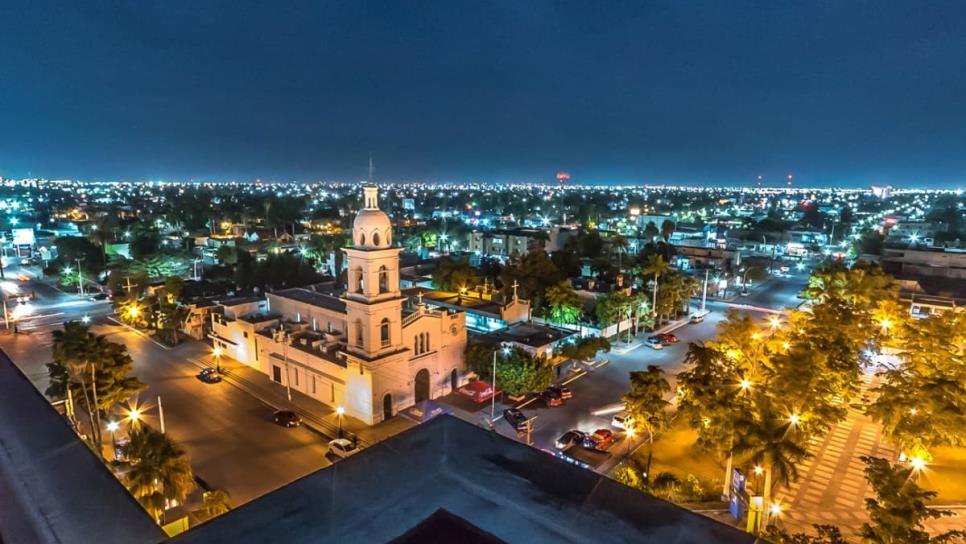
(81, 314), (91, 324)
(127, 305), (141, 318)
(910, 456), (927, 471)
(106, 420), (120, 456)
(753, 465), (764, 476)
(788, 413), (801, 425)
(768, 316), (781, 329)
(336, 406), (345, 438)
(769, 502), (783, 516)
(879, 319), (892, 332)
(739, 378), (752, 391)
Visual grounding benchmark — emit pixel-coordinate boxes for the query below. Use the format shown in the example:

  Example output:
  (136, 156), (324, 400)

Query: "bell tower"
(342, 185), (404, 360)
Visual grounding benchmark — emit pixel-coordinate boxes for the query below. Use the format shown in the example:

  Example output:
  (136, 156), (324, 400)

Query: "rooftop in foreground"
(176, 414), (754, 544)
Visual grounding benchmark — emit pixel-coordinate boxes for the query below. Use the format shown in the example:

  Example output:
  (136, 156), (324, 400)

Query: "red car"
(583, 429), (615, 450)
(658, 333), (679, 344)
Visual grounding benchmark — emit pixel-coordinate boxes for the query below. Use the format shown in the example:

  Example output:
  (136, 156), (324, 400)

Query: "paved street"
(486, 271), (812, 468)
(0, 271), (334, 507)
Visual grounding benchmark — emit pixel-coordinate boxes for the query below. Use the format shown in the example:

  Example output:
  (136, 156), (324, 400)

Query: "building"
(402, 285), (531, 332)
(881, 247), (966, 280)
(210, 186), (469, 425)
(468, 228), (546, 258)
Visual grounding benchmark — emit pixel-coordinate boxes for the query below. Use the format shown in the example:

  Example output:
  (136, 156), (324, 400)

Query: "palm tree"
(623, 365), (671, 481)
(122, 426), (195, 524)
(612, 234), (629, 272)
(52, 322), (103, 449)
(202, 489), (231, 518)
(642, 254), (670, 320)
(732, 406), (810, 532)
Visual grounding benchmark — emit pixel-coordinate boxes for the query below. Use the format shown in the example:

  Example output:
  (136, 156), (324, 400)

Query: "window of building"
(378, 265), (388, 293)
(373, 232), (381, 246)
(354, 267), (364, 293)
(380, 318), (391, 347)
(312, 375), (316, 395)
(359, 232), (366, 246)
(355, 320), (364, 346)
(243, 331), (249, 338)
(293, 368), (299, 386)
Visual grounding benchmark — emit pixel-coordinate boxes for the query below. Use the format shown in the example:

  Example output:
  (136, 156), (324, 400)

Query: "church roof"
(272, 288), (347, 313)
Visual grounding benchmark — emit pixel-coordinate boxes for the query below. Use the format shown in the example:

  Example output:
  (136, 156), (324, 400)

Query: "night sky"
(2, 1), (965, 187)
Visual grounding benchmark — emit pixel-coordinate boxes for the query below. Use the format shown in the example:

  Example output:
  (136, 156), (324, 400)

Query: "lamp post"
(213, 347), (223, 373)
(336, 406), (345, 438)
(491, 345), (510, 419)
(106, 420), (119, 459)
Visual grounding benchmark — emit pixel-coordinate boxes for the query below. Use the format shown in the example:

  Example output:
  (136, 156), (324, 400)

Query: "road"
(489, 271), (811, 467)
(0, 267), (332, 507)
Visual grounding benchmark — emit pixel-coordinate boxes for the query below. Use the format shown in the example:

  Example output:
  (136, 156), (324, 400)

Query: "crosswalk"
(774, 371), (894, 533)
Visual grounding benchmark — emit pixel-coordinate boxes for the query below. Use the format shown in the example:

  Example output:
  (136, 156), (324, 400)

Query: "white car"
(326, 438), (360, 459)
(611, 411), (635, 431)
(645, 337), (664, 350)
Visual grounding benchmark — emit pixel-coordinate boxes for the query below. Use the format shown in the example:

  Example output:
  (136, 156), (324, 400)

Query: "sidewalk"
(184, 352), (415, 447)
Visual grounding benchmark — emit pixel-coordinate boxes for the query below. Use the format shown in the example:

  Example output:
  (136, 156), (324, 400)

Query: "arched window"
(380, 318), (391, 347)
(355, 320), (363, 347)
(378, 265), (388, 293)
(373, 232), (381, 247)
(358, 232), (366, 246)
(414, 337), (419, 354)
(354, 267), (364, 293)
(385, 229), (392, 246)
(424, 333), (430, 352)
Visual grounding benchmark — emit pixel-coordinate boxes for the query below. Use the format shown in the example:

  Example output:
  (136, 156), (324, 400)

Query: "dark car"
(541, 388), (564, 407)
(272, 410), (302, 428)
(197, 368), (222, 384)
(503, 408), (529, 432)
(547, 384), (573, 400)
(555, 430), (587, 450)
(89, 292), (111, 301)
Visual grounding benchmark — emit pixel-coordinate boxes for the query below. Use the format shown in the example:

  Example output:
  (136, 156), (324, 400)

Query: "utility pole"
(701, 268), (709, 312)
(491, 349), (498, 419)
(282, 333), (292, 401)
(157, 395), (165, 433)
(76, 258), (85, 296)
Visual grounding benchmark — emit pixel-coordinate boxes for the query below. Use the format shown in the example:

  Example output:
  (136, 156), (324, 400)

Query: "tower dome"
(352, 185), (392, 248)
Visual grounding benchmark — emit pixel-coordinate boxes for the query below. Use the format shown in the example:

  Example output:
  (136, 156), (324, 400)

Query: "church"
(210, 185), (468, 425)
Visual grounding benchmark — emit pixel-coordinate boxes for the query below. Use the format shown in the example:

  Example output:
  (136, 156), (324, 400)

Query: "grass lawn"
(919, 445), (966, 503)
(627, 417), (728, 500)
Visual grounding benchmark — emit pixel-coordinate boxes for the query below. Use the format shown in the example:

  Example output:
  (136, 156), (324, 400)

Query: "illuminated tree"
(121, 426), (195, 524)
(859, 456), (964, 544)
(545, 280), (582, 325)
(623, 365), (671, 480)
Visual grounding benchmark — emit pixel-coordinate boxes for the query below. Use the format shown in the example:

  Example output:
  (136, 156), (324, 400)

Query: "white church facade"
(210, 185), (468, 425)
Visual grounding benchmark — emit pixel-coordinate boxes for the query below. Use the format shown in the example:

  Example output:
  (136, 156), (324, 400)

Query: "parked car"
(689, 313), (705, 324)
(546, 384), (573, 400)
(197, 368), (222, 384)
(583, 428), (615, 450)
(611, 411), (635, 430)
(645, 336), (665, 349)
(272, 410), (302, 428)
(326, 438), (360, 459)
(89, 292), (111, 301)
(541, 388), (564, 407)
(658, 333), (679, 344)
(555, 430), (587, 450)
(503, 408), (529, 432)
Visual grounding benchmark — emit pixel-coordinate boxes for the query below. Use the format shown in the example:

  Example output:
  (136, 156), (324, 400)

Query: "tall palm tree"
(612, 234), (629, 272)
(642, 255), (670, 319)
(623, 365), (671, 480)
(732, 407), (810, 531)
(122, 426), (195, 524)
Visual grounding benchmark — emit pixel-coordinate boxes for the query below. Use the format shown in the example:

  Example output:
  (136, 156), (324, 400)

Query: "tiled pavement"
(774, 374), (893, 533)
(770, 371), (964, 536)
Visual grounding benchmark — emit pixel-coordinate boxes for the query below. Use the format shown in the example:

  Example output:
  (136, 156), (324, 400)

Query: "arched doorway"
(383, 393), (393, 420)
(450, 369), (458, 392)
(414, 369), (430, 403)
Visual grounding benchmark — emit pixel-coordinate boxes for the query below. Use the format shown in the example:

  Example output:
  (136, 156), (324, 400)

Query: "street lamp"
(768, 316), (781, 329)
(739, 378), (752, 391)
(213, 347), (223, 372)
(625, 427), (636, 457)
(910, 456), (927, 471)
(106, 420), (120, 458)
(788, 413), (800, 425)
(336, 406), (345, 438)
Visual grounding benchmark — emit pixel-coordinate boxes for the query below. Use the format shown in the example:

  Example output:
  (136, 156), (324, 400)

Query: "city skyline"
(2, 1), (966, 187)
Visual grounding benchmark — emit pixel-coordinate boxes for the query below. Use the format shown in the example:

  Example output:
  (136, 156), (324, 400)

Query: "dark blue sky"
(2, 1), (965, 187)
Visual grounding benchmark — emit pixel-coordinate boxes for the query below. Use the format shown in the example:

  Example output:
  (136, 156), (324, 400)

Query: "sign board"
(12, 228), (34, 246)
